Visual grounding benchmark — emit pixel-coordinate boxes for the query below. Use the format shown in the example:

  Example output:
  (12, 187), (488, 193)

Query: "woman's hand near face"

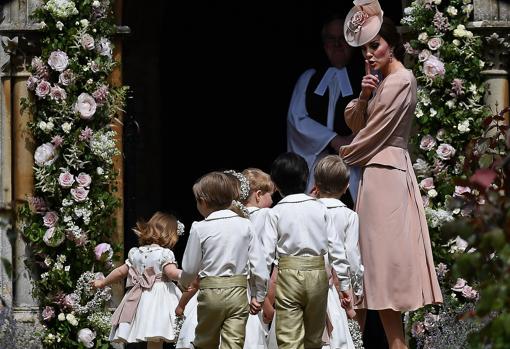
(360, 60), (379, 101)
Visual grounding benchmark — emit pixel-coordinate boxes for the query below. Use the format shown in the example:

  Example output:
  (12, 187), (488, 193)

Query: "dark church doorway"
(122, 1), (403, 348)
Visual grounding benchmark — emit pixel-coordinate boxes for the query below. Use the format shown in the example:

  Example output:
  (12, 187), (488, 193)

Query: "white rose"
(74, 93), (97, 119)
(80, 19), (89, 27)
(48, 50), (69, 72)
(77, 328), (96, 349)
(427, 189), (438, 198)
(418, 32), (428, 43)
(96, 167), (104, 175)
(92, 0), (100, 7)
(58, 313), (66, 321)
(446, 6), (458, 16)
(457, 119), (470, 133)
(56, 21), (64, 30)
(62, 122), (72, 133)
(453, 39), (461, 46)
(446, 100), (455, 109)
(34, 143), (58, 166)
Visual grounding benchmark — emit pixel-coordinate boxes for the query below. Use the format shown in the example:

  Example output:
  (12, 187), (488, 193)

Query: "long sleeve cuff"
(339, 278), (351, 292)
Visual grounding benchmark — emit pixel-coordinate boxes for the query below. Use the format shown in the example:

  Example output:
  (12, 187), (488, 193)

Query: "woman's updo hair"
(378, 17), (405, 62)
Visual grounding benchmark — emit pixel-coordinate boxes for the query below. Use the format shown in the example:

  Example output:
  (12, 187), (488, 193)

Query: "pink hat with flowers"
(344, 0), (384, 47)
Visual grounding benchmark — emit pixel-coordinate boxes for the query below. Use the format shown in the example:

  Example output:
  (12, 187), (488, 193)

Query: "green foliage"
(17, 0), (127, 347)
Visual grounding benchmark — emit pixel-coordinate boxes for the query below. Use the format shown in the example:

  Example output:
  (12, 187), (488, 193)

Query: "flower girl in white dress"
(93, 211), (185, 349)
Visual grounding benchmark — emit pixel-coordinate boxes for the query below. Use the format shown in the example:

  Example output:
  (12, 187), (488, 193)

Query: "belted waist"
(384, 136), (408, 149)
(278, 255), (325, 270)
(199, 275), (247, 289)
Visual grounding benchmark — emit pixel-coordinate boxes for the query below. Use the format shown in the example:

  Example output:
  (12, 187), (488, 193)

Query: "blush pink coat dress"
(340, 68), (443, 311)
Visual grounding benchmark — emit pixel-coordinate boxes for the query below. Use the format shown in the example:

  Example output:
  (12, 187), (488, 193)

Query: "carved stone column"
(0, 0), (42, 320)
(471, 0), (510, 116)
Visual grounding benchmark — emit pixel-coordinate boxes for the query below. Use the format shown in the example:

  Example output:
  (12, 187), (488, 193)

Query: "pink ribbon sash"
(111, 266), (162, 326)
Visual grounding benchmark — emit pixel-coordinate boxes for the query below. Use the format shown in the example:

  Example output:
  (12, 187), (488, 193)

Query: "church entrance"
(121, 1), (402, 348)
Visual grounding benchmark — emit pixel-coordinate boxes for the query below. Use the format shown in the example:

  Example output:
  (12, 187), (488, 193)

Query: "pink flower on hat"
(350, 11), (369, 32)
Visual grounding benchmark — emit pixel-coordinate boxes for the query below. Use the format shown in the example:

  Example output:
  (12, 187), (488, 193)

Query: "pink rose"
(71, 187), (89, 202)
(27, 76), (39, 90)
(47, 50), (69, 72)
(35, 80), (51, 98)
(436, 143), (456, 160)
(423, 55), (445, 79)
(50, 85), (67, 101)
(427, 37), (443, 50)
(74, 93), (97, 120)
(42, 306), (55, 321)
(453, 185), (471, 197)
(420, 134), (436, 151)
(451, 278), (467, 292)
(80, 34), (95, 50)
(350, 10), (368, 29)
(43, 211), (59, 228)
(462, 285), (478, 300)
(418, 49), (431, 62)
(94, 243), (113, 262)
(59, 69), (75, 86)
(419, 177), (435, 191)
(76, 173), (92, 187)
(58, 171), (75, 188)
(63, 293), (78, 309)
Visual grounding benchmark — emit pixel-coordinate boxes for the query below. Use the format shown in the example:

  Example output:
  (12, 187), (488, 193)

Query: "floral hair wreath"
(223, 170), (250, 201)
(177, 220), (185, 236)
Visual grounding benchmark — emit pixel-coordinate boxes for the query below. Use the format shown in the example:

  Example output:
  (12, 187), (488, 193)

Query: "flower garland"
(18, 0), (127, 347)
(401, 0), (492, 347)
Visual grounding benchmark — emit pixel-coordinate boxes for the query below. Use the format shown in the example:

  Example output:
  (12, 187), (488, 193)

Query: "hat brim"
(344, 6), (383, 47)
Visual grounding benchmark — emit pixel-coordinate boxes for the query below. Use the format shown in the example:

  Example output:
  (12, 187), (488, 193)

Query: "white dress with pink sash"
(109, 245), (182, 343)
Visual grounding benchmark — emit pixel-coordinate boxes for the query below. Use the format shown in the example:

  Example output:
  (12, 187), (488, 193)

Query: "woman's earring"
(389, 50), (394, 62)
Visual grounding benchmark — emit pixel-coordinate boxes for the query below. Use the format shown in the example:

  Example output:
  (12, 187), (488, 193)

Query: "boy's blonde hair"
(314, 155), (350, 196)
(242, 168), (275, 199)
(133, 211), (179, 248)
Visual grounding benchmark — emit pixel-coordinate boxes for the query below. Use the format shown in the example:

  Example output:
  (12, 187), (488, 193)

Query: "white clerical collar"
(314, 67), (353, 98)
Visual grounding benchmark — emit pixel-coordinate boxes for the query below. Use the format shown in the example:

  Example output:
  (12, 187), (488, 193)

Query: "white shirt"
(319, 198), (364, 296)
(247, 206), (270, 243)
(262, 193), (351, 291)
(181, 209), (268, 302)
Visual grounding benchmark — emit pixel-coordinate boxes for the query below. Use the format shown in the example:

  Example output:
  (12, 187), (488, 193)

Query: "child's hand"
(175, 305), (185, 317)
(340, 290), (351, 308)
(262, 299), (274, 324)
(250, 297), (262, 315)
(91, 279), (105, 289)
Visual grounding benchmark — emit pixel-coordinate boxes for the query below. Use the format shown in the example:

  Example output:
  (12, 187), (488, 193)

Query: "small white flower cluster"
(72, 271), (112, 315)
(90, 130), (119, 163)
(177, 220), (185, 236)
(224, 170), (250, 200)
(44, 0), (78, 19)
(425, 207), (454, 228)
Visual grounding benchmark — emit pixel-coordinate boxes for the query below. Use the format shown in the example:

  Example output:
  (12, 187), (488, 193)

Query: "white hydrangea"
(457, 119), (470, 133)
(44, 0), (79, 19)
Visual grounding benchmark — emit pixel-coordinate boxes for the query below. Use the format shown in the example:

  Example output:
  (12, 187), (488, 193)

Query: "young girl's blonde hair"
(242, 168), (275, 203)
(193, 171), (248, 218)
(133, 211), (179, 248)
